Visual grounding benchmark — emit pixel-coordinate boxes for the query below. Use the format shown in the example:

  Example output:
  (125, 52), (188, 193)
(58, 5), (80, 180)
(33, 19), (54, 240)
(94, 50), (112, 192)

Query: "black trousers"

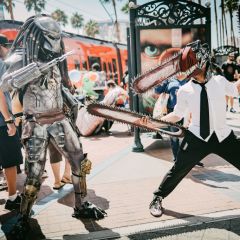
(154, 131), (240, 198)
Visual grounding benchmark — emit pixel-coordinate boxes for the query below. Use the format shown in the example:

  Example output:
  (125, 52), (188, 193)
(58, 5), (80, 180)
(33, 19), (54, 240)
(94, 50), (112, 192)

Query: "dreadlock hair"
(9, 14), (71, 89)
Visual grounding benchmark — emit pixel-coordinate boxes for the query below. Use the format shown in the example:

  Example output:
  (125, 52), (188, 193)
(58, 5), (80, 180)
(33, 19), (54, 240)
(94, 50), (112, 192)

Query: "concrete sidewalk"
(1, 105), (240, 240)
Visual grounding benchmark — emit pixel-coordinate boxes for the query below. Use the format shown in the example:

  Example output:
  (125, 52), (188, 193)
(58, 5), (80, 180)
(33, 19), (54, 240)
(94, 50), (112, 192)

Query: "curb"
(49, 208), (240, 240)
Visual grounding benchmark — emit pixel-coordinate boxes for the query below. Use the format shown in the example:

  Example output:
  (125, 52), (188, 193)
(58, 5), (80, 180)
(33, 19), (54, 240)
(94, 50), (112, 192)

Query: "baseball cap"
(107, 80), (116, 85)
(0, 34), (10, 48)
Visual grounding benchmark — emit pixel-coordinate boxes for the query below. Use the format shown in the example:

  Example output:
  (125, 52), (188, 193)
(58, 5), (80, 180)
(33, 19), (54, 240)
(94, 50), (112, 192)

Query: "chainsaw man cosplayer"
(0, 15), (106, 224)
(142, 42), (240, 217)
(87, 40), (240, 218)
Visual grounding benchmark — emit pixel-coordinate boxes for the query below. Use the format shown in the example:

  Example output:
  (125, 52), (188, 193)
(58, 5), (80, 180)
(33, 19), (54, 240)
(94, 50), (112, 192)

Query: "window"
(103, 62), (108, 79)
(103, 62), (107, 72)
(112, 59), (118, 81)
(88, 56), (102, 71)
(82, 60), (87, 70)
(108, 62), (113, 79)
(112, 59), (117, 72)
(108, 62), (112, 73)
(74, 60), (80, 70)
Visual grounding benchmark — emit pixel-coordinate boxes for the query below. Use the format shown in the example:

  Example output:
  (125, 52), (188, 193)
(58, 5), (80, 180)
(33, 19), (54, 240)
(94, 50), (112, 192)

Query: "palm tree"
(84, 19), (99, 38)
(220, 0), (229, 45)
(214, 0), (219, 47)
(51, 9), (68, 27)
(24, 0), (46, 14)
(224, 0), (239, 47)
(100, 0), (121, 42)
(70, 12), (84, 34)
(121, 2), (129, 14)
(3, 0), (14, 20)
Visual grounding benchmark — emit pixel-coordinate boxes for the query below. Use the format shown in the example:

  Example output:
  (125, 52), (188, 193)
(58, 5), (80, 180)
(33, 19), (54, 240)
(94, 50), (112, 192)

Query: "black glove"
(72, 201), (107, 220)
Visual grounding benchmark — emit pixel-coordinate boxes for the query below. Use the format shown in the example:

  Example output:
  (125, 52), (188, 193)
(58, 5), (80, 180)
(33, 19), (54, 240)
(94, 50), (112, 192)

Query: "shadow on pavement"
(0, 182), (53, 240)
(87, 129), (131, 141)
(128, 210), (240, 239)
(58, 189), (121, 239)
(191, 168), (240, 189)
(62, 222), (120, 240)
(0, 212), (46, 240)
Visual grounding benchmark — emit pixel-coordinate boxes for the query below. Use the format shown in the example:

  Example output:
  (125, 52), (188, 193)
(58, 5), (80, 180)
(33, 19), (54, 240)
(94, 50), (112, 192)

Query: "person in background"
(222, 52), (239, 113)
(100, 80), (128, 133)
(236, 56), (240, 106)
(103, 80), (128, 107)
(236, 56), (240, 74)
(155, 75), (204, 167)
(0, 34), (23, 210)
(48, 143), (72, 190)
(91, 63), (101, 72)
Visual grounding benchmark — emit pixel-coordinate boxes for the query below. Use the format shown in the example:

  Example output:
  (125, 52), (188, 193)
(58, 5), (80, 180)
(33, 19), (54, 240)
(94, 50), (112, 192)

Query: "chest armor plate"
(23, 66), (63, 113)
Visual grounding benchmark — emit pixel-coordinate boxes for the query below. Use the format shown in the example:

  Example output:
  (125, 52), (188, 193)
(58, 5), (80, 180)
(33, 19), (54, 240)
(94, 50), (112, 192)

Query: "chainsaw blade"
(87, 103), (186, 137)
(133, 52), (182, 94)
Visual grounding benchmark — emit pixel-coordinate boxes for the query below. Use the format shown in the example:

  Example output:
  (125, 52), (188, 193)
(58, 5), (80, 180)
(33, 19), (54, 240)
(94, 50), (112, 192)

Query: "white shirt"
(173, 75), (238, 142)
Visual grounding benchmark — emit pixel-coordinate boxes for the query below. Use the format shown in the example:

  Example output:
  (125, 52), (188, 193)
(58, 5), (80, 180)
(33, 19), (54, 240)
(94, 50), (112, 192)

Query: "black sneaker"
(149, 196), (163, 217)
(230, 108), (236, 113)
(5, 195), (21, 211)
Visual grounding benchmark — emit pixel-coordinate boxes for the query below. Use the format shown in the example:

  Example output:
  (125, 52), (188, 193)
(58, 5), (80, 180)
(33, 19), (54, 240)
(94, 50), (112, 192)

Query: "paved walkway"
(1, 104), (240, 240)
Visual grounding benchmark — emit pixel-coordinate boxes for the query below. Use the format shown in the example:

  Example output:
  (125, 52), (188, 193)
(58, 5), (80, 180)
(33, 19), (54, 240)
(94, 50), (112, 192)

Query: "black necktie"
(192, 80), (210, 139)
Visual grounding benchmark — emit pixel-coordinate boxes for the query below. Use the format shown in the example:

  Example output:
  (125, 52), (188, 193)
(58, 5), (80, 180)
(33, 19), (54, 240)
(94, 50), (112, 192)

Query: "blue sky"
(3, 0), (239, 49)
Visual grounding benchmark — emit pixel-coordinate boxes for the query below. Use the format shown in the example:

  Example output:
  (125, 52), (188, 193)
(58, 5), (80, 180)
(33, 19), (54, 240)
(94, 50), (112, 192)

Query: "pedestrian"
(103, 80), (128, 108)
(236, 56), (240, 80)
(147, 43), (240, 217)
(0, 34), (23, 211)
(48, 142), (72, 190)
(222, 52), (239, 113)
(101, 80), (129, 133)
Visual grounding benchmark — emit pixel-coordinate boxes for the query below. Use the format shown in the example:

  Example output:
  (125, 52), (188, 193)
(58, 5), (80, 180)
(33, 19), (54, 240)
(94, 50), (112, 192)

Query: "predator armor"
(0, 15), (106, 227)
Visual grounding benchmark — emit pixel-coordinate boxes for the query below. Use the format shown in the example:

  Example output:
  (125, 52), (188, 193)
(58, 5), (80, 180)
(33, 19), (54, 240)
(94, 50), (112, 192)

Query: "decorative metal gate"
(213, 45), (239, 66)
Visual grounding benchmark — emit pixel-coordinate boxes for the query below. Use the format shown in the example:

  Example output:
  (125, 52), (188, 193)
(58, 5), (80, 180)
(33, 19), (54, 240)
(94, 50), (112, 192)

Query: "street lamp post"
(129, 0), (144, 152)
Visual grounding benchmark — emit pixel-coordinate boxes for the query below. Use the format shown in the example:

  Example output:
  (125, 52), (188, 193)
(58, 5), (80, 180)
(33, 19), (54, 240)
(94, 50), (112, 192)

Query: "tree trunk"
(214, 0), (219, 47)
(229, 9), (236, 47)
(219, 19), (223, 46)
(9, 0), (14, 20)
(221, 0), (228, 45)
(112, 0), (120, 42)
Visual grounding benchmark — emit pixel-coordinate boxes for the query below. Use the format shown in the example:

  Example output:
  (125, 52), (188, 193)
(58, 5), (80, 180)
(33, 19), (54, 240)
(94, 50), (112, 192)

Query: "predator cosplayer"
(87, 40), (215, 135)
(0, 14), (106, 227)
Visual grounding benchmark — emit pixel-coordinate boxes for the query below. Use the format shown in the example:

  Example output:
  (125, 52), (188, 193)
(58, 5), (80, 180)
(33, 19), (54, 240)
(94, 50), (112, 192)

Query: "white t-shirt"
(173, 75), (238, 142)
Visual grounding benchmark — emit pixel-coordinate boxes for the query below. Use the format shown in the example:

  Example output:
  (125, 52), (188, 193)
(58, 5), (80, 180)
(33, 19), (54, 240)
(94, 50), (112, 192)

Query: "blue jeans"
(167, 108), (181, 161)
(169, 126), (180, 161)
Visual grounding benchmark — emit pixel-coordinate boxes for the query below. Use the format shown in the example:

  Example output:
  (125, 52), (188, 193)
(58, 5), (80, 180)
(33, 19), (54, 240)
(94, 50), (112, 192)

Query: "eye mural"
(139, 27), (207, 114)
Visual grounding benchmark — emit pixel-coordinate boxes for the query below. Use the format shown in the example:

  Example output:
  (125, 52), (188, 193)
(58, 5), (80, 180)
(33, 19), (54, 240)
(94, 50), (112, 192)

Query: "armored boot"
(20, 179), (40, 222)
(71, 154), (91, 216)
